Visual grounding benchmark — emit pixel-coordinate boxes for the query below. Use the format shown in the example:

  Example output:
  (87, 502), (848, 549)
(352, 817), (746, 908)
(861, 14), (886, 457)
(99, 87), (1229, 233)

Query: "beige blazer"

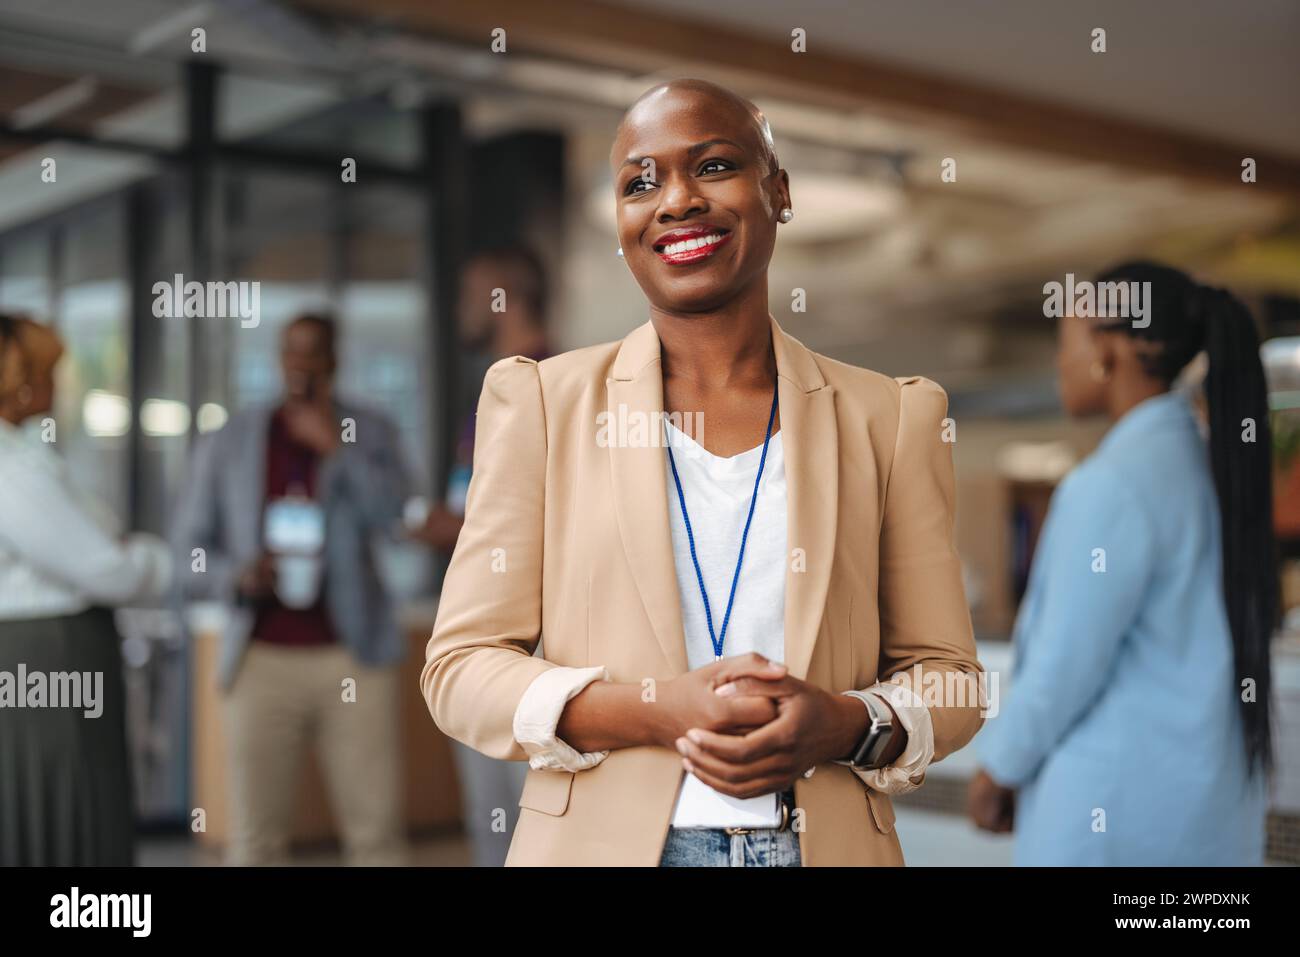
(422, 316), (984, 866)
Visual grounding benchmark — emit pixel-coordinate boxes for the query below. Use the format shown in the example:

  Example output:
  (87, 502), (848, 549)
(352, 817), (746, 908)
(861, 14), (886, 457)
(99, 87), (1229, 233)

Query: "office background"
(0, 0), (1297, 864)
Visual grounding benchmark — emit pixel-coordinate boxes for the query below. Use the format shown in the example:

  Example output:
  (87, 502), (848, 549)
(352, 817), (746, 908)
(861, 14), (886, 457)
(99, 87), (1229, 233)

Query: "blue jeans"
(659, 827), (802, 867)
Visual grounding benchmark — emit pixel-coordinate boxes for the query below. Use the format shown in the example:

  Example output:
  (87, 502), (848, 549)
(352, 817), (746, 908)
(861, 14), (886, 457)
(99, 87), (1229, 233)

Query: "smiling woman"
(421, 78), (985, 867)
(611, 83), (786, 318)
(654, 226), (734, 265)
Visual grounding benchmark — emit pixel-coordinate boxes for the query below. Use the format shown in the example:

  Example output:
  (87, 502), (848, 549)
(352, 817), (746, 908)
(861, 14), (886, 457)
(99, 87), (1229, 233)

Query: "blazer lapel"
(607, 320), (690, 674)
(770, 317), (838, 681)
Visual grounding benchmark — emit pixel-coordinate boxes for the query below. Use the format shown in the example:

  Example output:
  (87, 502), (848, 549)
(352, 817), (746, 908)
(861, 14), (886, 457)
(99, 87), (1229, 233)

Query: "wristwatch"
(836, 690), (895, 771)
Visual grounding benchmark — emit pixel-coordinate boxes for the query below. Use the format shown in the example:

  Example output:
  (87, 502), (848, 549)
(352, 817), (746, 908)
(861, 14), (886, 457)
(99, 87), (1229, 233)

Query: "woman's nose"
(656, 175), (706, 221)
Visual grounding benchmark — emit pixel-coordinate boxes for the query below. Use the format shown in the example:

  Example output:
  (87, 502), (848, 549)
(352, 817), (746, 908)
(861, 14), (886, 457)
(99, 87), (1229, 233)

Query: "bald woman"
(422, 80), (983, 866)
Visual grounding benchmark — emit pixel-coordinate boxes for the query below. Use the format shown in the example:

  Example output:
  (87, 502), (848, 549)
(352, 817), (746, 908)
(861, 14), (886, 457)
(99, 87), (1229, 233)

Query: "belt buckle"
(725, 796), (791, 836)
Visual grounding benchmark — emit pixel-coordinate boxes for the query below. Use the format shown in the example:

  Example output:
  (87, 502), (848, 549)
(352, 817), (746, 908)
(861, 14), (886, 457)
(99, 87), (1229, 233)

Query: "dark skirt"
(0, 608), (135, 866)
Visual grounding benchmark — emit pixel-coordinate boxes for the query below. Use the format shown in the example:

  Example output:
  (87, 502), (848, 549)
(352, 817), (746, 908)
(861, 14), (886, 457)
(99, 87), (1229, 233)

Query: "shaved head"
(612, 78), (779, 173)
(608, 76), (791, 315)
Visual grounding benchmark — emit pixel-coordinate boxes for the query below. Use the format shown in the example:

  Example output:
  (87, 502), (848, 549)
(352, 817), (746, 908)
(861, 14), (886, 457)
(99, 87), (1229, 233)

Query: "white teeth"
(662, 233), (724, 255)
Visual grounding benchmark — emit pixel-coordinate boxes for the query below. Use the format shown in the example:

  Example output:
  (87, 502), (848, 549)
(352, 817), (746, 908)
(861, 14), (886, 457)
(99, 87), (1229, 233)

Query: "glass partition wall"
(0, 64), (453, 826)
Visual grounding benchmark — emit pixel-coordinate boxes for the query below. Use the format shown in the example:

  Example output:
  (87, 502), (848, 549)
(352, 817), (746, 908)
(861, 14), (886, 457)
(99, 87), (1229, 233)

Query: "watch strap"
(836, 690), (894, 770)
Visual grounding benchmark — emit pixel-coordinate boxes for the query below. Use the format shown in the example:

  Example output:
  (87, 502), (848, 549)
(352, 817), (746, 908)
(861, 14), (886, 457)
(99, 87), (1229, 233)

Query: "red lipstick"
(652, 225), (732, 265)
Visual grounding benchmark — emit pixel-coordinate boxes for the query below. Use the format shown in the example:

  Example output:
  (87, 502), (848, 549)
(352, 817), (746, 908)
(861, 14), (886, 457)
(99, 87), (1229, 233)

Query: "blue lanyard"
(666, 379), (780, 661)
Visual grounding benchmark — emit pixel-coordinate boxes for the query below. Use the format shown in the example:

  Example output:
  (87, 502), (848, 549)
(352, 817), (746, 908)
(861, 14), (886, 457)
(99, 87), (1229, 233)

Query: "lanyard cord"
(666, 377), (780, 661)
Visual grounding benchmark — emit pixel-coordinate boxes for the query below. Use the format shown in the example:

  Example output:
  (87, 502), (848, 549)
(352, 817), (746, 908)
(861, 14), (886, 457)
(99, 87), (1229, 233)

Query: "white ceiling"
(607, 0), (1300, 156)
(4, 0), (1295, 154)
(0, 0), (331, 75)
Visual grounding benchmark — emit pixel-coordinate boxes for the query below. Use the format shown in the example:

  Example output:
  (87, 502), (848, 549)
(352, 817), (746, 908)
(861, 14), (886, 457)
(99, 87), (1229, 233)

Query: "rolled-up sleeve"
(842, 683), (935, 795)
(513, 665), (611, 771)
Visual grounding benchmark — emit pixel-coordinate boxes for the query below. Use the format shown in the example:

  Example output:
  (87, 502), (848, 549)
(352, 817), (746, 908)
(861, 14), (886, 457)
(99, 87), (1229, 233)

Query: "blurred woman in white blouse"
(0, 314), (172, 865)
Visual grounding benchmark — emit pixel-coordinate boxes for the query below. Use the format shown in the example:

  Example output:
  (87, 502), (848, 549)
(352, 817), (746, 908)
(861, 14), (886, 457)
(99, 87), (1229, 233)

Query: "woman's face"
(0, 323), (59, 423)
(1056, 313), (1107, 417)
(23, 364), (55, 418)
(610, 87), (788, 314)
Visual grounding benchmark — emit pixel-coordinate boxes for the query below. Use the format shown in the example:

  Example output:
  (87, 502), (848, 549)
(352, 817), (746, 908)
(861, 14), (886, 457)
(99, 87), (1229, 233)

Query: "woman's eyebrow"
(619, 137), (745, 170)
(686, 137), (744, 156)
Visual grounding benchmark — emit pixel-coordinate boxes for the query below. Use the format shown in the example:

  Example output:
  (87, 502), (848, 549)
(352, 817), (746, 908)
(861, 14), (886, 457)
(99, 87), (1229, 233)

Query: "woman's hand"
(236, 552), (277, 601)
(966, 768), (1016, 833)
(409, 504), (464, 552)
(649, 653), (787, 750)
(556, 652), (787, 754)
(673, 671), (877, 799)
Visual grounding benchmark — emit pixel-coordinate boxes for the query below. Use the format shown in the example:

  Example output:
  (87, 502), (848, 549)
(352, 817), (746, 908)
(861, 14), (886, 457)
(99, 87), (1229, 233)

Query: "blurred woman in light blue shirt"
(970, 262), (1276, 865)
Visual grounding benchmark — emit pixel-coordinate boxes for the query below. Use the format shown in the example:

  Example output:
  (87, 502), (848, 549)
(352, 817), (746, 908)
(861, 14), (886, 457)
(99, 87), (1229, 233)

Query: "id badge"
(263, 495), (326, 554)
(263, 496), (326, 610)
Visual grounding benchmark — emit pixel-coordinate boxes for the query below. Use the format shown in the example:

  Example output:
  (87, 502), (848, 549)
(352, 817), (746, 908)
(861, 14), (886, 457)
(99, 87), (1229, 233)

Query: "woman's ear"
(1089, 326), (1119, 377)
(774, 168), (791, 215)
(1106, 328), (1159, 380)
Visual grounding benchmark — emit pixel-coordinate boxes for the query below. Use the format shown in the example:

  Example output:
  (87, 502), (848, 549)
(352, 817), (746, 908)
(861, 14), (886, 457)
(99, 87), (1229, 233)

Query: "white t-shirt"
(663, 417), (787, 829)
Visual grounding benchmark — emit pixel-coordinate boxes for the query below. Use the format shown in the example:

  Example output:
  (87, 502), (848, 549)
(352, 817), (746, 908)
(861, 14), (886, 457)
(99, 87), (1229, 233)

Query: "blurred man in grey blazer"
(171, 312), (411, 865)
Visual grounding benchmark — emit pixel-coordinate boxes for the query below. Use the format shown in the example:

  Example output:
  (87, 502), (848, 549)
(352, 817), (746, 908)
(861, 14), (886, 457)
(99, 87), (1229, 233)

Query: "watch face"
(854, 696), (894, 769)
(851, 725), (879, 768)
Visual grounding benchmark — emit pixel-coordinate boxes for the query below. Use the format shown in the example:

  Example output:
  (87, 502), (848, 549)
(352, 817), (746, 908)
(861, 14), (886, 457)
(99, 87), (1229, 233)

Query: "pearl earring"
(779, 207), (794, 223)
(616, 247), (624, 257)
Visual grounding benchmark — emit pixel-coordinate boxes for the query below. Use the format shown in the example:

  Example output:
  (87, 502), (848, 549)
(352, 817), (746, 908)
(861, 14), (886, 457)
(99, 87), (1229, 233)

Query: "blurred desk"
(189, 600), (463, 849)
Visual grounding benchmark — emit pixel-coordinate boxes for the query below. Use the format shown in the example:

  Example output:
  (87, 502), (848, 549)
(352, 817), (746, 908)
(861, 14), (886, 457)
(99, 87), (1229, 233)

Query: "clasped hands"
(653, 652), (873, 800)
